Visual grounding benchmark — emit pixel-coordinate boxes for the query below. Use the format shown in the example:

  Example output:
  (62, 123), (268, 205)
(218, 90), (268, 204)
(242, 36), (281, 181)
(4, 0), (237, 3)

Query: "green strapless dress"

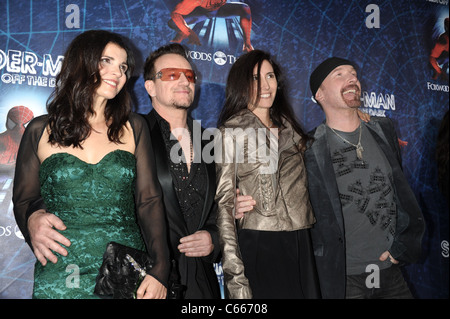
(33, 150), (145, 299)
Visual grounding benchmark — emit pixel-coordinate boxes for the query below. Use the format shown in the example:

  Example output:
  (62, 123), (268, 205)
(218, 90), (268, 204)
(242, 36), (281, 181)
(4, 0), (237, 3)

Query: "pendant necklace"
(330, 124), (364, 160)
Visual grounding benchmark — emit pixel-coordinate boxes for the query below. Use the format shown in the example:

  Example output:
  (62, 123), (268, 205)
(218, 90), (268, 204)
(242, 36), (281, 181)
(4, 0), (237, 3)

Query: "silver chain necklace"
(329, 124), (364, 160)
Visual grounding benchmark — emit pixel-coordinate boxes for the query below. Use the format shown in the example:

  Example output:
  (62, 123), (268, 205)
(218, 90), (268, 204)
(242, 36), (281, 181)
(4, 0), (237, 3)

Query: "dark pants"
(239, 229), (321, 299)
(345, 265), (413, 299)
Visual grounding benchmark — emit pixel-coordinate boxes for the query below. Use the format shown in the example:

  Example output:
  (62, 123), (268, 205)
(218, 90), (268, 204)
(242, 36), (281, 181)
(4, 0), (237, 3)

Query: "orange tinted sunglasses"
(152, 68), (197, 83)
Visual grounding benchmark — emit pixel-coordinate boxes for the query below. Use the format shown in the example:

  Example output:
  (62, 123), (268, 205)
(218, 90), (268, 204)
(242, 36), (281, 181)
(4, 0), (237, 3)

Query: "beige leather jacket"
(215, 109), (315, 299)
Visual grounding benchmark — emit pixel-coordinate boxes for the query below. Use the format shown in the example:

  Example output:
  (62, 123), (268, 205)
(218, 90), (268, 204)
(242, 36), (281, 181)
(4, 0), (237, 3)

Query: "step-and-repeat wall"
(0, 0), (448, 299)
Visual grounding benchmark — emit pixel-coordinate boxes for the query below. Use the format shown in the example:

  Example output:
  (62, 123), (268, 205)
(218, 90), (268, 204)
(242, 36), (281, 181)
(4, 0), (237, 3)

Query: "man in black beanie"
(309, 57), (357, 104)
(304, 57), (425, 299)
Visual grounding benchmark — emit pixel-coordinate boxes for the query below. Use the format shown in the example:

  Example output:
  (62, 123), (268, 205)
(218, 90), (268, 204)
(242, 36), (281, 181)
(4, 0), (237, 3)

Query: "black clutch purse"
(94, 241), (154, 299)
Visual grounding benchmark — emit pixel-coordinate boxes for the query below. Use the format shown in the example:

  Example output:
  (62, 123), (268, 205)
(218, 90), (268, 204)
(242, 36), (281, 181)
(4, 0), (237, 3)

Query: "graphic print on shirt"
(330, 141), (396, 238)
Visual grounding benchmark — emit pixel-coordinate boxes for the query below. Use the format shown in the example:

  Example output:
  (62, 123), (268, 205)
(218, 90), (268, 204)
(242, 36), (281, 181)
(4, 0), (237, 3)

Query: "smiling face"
(93, 42), (128, 106)
(316, 64), (361, 109)
(249, 59), (277, 111)
(144, 53), (195, 110)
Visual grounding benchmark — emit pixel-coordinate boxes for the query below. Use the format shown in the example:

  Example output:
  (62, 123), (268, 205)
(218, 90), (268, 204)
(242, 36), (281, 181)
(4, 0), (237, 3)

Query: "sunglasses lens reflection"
(159, 68), (196, 83)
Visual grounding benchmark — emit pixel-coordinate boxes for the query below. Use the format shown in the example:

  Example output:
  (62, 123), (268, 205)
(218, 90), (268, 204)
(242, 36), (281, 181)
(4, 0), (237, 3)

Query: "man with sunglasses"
(142, 43), (221, 299)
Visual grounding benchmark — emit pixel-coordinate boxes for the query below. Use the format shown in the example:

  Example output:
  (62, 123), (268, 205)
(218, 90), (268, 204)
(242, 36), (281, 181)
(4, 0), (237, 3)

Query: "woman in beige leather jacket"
(215, 50), (321, 299)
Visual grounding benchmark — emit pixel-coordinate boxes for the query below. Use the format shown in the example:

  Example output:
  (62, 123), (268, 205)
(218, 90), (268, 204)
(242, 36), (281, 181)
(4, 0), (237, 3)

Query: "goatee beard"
(342, 85), (361, 108)
(346, 99), (361, 108)
(173, 103), (191, 110)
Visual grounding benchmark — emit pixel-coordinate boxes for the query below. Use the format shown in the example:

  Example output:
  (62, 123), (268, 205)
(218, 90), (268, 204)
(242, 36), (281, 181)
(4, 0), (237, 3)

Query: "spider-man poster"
(428, 11), (449, 81)
(165, 0), (253, 52)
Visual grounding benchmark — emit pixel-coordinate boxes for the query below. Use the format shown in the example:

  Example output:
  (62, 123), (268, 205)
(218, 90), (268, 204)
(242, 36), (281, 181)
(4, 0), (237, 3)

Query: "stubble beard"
(169, 93), (194, 110)
(170, 90), (194, 110)
(172, 101), (192, 110)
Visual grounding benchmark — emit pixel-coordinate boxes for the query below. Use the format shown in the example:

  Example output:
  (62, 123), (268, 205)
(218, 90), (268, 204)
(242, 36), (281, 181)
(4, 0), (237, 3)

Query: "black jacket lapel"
(144, 111), (189, 239)
(311, 124), (346, 235)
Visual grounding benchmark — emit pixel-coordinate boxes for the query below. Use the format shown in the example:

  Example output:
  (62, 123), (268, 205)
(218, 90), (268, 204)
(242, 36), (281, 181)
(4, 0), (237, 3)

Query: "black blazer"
(143, 110), (221, 298)
(304, 116), (425, 299)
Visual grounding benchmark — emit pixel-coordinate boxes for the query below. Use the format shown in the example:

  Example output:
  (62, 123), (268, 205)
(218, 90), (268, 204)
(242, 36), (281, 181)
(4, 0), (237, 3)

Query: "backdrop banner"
(0, 0), (448, 299)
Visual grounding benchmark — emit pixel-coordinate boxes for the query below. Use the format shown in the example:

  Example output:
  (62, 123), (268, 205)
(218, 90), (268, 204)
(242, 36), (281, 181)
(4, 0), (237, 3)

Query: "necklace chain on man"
(187, 125), (193, 164)
(330, 124), (364, 160)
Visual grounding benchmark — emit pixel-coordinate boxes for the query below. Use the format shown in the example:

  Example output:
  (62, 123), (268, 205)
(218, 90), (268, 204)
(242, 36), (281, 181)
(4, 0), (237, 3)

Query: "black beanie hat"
(309, 57), (356, 98)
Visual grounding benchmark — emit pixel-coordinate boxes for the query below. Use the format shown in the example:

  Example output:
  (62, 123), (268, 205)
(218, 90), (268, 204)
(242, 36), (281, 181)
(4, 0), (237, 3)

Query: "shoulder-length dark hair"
(46, 29), (135, 147)
(217, 49), (308, 151)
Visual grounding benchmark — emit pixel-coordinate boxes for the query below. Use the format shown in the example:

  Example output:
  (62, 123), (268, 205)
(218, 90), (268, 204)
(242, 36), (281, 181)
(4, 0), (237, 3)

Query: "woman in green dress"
(13, 30), (169, 299)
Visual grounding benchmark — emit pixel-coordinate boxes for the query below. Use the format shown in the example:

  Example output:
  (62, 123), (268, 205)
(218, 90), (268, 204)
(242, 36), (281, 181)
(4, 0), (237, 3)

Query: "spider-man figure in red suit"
(0, 106), (34, 166)
(430, 17), (449, 81)
(168, 0), (254, 52)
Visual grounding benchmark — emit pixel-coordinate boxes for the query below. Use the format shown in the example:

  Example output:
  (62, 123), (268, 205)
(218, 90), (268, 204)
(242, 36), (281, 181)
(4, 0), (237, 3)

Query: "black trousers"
(238, 228), (321, 299)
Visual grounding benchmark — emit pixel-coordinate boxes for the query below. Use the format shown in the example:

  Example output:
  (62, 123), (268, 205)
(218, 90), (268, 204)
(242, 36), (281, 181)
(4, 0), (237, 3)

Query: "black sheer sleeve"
(13, 115), (48, 249)
(129, 113), (170, 287)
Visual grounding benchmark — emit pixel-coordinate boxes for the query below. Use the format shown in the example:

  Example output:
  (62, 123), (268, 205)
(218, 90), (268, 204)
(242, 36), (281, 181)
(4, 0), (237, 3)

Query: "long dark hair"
(46, 30), (135, 147)
(217, 50), (308, 151)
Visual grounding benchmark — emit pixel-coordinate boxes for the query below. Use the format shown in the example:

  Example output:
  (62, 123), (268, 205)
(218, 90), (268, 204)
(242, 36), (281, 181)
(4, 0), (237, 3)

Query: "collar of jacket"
(223, 108), (302, 153)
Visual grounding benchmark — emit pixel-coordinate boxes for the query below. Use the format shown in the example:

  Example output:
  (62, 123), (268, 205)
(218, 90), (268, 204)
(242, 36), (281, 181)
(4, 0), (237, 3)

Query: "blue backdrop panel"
(0, 0), (448, 299)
